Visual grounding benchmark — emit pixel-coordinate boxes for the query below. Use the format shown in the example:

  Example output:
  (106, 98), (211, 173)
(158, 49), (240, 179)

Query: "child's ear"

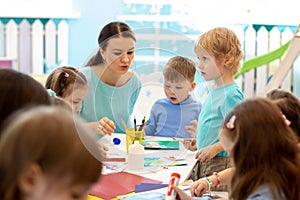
(18, 163), (43, 195)
(224, 55), (234, 68)
(190, 81), (196, 90)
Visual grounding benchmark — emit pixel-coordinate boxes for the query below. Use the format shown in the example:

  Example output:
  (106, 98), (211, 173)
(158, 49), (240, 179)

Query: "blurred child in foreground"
(0, 106), (103, 200)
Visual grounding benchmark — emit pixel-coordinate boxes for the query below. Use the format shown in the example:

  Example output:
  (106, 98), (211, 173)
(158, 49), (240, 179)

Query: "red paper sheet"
(89, 171), (162, 200)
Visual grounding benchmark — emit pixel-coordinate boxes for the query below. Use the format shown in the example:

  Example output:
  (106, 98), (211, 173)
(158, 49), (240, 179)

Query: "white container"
(128, 141), (144, 170)
(166, 173), (181, 200)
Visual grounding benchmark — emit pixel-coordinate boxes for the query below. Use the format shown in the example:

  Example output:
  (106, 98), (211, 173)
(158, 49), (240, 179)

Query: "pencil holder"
(125, 128), (143, 153)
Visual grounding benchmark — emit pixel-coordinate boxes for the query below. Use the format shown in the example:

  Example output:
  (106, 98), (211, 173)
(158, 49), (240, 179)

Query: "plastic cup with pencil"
(123, 117), (146, 153)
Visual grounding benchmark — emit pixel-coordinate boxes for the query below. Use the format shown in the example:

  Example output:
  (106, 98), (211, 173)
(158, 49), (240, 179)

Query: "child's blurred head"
(194, 27), (243, 77)
(163, 56), (196, 104)
(45, 66), (88, 112)
(267, 89), (300, 140)
(50, 96), (73, 112)
(0, 106), (103, 200)
(0, 69), (51, 132)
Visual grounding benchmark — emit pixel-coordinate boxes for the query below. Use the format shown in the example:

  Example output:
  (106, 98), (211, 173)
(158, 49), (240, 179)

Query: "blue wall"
(66, 1), (300, 98)
(68, 0), (122, 67)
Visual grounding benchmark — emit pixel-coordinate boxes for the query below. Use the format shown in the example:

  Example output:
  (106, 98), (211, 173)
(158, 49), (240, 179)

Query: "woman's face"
(101, 37), (135, 75)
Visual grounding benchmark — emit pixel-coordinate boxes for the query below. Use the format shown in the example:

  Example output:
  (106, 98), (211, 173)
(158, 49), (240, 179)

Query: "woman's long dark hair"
(86, 21), (136, 66)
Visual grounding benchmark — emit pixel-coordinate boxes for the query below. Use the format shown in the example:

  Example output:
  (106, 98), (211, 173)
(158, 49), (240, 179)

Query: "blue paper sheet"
(135, 183), (168, 193)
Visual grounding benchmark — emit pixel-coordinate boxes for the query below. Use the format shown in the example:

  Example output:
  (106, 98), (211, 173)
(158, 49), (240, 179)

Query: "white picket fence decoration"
(5, 20), (18, 70)
(0, 19), (68, 74)
(0, 20), (298, 98)
(31, 20), (44, 74)
(256, 27), (268, 96)
(233, 25), (296, 98)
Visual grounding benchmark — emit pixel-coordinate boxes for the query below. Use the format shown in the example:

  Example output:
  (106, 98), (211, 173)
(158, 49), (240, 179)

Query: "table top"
(99, 133), (197, 184)
(96, 134), (229, 199)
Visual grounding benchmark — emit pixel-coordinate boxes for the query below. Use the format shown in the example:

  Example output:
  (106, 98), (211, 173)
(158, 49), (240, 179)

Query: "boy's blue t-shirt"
(196, 82), (244, 157)
(144, 94), (202, 138)
(79, 67), (142, 133)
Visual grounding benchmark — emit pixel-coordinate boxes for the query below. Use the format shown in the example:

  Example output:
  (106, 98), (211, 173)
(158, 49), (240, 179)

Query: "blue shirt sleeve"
(144, 101), (159, 136)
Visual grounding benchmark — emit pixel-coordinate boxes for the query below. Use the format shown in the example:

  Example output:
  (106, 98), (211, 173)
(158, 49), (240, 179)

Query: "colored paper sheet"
(142, 140), (179, 150)
(135, 183), (168, 193)
(89, 171), (162, 200)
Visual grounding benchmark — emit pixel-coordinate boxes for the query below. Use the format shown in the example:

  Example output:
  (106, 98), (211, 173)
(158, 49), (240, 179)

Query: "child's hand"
(172, 185), (193, 200)
(195, 144), (219, 163)
(190, 179), (210, 197)
(97, 117), (116, 135)
(185, 120), (198, 138)
(98, 143), (109, 159)
(183, 138), (197, 151)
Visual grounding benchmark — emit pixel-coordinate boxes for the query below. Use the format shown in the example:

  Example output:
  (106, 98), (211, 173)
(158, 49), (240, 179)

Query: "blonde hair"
(194, 27), (243, 75)
(163, 56), (196, 83)
(0, 106), (102, 200)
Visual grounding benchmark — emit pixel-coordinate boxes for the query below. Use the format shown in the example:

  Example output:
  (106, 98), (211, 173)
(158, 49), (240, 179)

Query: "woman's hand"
(190, 179), (210, 197)
(97, 117), (116, 135)
(183, 138), (197, 151)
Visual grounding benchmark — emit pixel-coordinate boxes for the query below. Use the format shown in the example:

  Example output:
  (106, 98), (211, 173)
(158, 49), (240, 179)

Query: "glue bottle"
(128, 141), (144, 170)
(166, 172), (180, 200)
